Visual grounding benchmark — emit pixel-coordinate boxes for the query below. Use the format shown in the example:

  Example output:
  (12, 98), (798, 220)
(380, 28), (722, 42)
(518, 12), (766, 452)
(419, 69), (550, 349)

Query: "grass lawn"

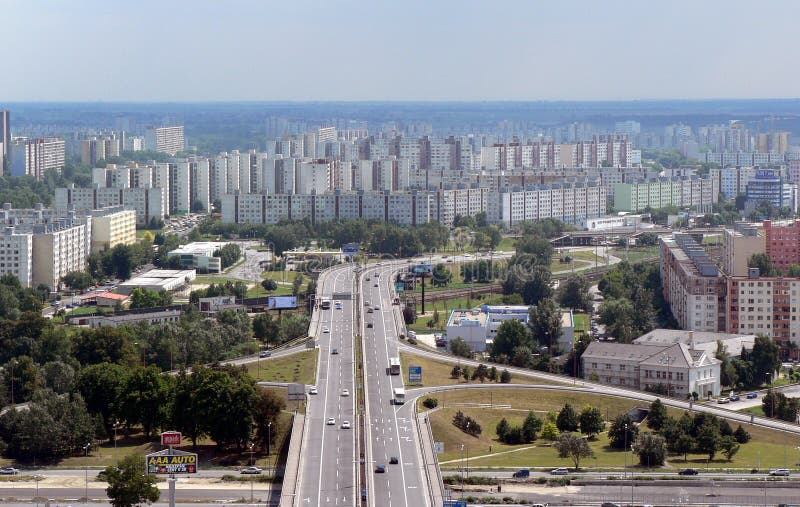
(244, 349), (318, 385)
(402, 352), (564, 389)
(550, 250), (604, 273)
(609, 246), (659, 263)
(497, 237), (517, 252)
(261, 271), (309, 284)
(573, 313), (590, 334)
(406, 294), (506, 333)
(430, 388), (797, 471)
(66, 306), (112, 317)
(246, 284), (295, 298)
(739, 405), (765, 417)
(193, 275), (252, 285)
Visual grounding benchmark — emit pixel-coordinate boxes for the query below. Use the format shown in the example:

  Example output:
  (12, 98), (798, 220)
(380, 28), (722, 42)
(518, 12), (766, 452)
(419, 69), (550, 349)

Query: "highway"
(297, 264), (358, 506)
(361, 264), (429, 507)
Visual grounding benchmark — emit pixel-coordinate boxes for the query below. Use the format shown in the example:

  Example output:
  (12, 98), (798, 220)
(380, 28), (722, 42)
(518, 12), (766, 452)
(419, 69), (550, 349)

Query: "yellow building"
(91, 208), (137, 252)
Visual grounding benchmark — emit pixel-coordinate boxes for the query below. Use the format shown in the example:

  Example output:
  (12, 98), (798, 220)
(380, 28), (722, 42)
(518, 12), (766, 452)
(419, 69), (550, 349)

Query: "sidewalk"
(278, 413), (304, 507)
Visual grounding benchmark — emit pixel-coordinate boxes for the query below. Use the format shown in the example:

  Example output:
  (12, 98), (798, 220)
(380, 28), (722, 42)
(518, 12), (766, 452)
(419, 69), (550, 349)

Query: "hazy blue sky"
(2, 0), (796, 101)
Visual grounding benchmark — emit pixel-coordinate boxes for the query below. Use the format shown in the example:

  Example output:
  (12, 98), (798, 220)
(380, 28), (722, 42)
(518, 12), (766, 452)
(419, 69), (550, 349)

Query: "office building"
(763, 219), (800, 272)
(721, 224), (765, 276)
(445, 305), (575, 354)
(726, 269), (800, 356)
(145, 126), (185, 156)
(744, 169), (790, 212)
(10, 137), (66, 180)
(660, 234), (725, 332)
(166, 241), (233, 273)
(582, 341), (721, 397)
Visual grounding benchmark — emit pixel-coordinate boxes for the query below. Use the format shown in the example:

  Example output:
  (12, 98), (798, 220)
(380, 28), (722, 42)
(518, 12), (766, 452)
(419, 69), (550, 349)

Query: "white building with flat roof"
(166, 241), (234, 273)
(117, 269), (196, 294)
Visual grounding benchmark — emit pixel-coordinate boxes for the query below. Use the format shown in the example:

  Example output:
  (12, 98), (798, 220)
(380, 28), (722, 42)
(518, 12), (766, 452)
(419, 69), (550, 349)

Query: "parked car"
(513, 468), (531, 478)
(309, 386), (318, 395)
(747, 392), (758, 399)
(729, 394), (740, 401)
(717, 397), (730, 404)
(601, 503), (621, 507)
(259, 351), (271, 358)
(678, 468), (699, 476)
(770, 468), (790, 477)
(366, 323), (373, 328)
(240, 466), (262, 475)
(0, 467), (19, 475)
(550, 468), (569, 475)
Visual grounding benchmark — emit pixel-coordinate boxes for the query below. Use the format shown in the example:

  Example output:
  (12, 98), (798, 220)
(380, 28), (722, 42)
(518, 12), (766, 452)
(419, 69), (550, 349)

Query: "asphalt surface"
(362, 264), (429, 507)
(297, 264), (358, 506)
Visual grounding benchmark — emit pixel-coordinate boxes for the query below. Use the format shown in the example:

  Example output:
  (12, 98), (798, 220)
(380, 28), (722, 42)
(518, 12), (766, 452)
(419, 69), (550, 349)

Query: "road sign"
(443, 501), (466, 507)
(409, 365), (422, 384)
(146, 449), (198, 474)
(288, 383), (306, 401)
(343, 243), (360, 256)
(161, 431), (181, 446)
(434, 441), (445, 455)
(395, 281), (405, 293)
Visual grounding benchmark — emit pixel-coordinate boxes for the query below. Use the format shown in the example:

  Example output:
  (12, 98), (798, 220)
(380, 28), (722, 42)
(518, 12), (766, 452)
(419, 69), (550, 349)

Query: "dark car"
(367, 323), (373, 328)
(747, 392), (758, 399)
(678, 468), (699, 475)
(513, 468), (531, 478)
(389, 456), (399, 464)
(375, 464), (386, 473)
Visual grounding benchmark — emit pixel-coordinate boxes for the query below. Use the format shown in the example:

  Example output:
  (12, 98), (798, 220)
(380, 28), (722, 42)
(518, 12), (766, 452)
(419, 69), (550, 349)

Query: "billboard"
(342, 243), (360, 256)
(288, 383), (306, 401)
(161, 431), (181, 446)
(434, 441), (445, 455)
(409, 365), (422, 384)
(146, 450), (198, 474)
(268, 296), (298, 309)
(411, 264), (432, 276)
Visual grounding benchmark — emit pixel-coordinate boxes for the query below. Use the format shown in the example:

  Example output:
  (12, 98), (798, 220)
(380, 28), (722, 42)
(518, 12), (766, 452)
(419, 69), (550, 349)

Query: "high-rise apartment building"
(145, 126), (184, 156)
(763, 219), (800, 272)
(10, 137), (66, 180)
(90, 208), (137, 253)
(721, 225), (765, 276)
(81, 136), (121, 165)
(0, 110), (9, 176)
(614, 177), (718, 213)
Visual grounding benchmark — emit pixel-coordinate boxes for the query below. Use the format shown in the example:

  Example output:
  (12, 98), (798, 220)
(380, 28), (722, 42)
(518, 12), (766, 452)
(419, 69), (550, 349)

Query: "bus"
(393, 387), (405, 405)
(320, 298), (331, 310)
(389, 357), (401, 375)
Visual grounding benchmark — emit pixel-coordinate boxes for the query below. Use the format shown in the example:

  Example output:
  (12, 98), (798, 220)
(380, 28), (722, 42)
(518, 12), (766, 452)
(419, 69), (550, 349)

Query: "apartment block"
(56, 185), (166, 226)
(0, 226), (33, 287)
(614, 177), (718, 213)
(90, 208), (136, 252)
(763, 219), (800, 272)
(31, 219), (89, 290)
(492, 181), (606, 227)
(81, 136), (120, 165)
(660, 234), (725, 332)
(145, 126), (184, 156)
(1, 110), (10, 176)
(726, 270), (800, 355)
(10, 137), (66, 180)
(721, 225), (765, 276)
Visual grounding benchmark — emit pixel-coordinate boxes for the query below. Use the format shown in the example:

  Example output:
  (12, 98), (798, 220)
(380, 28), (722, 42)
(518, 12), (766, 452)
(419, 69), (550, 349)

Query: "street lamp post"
(267, 421), (272, 473)
(34, 474), (43, 507)
(248, 443), (255, 503)
(83, 442), (91, 503)
(623, 424), (628, 480)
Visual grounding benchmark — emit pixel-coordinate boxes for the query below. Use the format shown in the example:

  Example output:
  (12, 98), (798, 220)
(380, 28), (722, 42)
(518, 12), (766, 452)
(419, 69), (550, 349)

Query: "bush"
(452, 410), (482, 436)
(500, 369), (512, 383)
(422, 397), (438, 409)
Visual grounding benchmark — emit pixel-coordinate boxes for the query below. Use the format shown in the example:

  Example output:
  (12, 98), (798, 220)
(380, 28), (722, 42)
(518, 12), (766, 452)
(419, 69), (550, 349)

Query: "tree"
(260, 279), (278, 292)
(253, 388), (285, 450)
(672, 433), (695, 462)
(578, 405), (605, 439)
(646, 399), (668, 431)
(130, 288), (171, 309)
(3, 356), (40, 404)
(118, 366), (171, 439)
(488, 366), (498, 382)
(633, 432), (666, 467)
(748, 253), (778, 277)
(450, 337), (472, 358)
(490, 320), (531, 362)
(40, 361), (75, 394)
(557, 275), (591, 311)
(608, 414), (638, 449)
(598, 298), (637, 343)
(733, 425), (751, 444)
(500, 369), (512, 383)
(471, 364), (490, 383)
(252, 313), (279, 343)
(528, 298), (563, 354)
(541, 421), (560, 441)
(554, 433), (594, 469)
(431, 264), (452, 288)
(105, 454), (160, 507)
(557, 404), (580, 432)
(450, 365), (462, 379)
(496, 418), (510, 441)
(696, 422), (721, 460)
(62, 270), (94, 291)
(422, 398), (438, 409)
(214, 243), (241, 270)
(521, 411), (543, 442)
(461, 366), (471, 383)
(719, 435), (740, 461)
(750, 335), (781, 385)
(402, 305), (417, 325)
(291, 273), (303, 297)
(77, 362), (130, 440)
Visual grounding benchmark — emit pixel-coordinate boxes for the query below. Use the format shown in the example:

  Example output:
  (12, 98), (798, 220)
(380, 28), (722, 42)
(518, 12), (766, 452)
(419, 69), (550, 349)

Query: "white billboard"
(268, 296), (298, 309)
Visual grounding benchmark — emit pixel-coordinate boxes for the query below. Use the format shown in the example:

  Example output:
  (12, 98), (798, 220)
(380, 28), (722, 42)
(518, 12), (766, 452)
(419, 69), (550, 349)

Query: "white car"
(341, 389), (350, 397)
(309, 386), (318, 395)
(342, 420), (351, 429)
(326, 417), (336, 425)
(322, 326), (330, 333)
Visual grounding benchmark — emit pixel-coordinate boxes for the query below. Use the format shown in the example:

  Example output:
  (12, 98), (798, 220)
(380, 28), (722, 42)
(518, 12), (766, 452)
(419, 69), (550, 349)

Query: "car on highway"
(678, 468), (698, 475)
(309, 386), (318, 395)
(259, 350), (271, 358)
(373, 283), (378, 287)
(373, 305), (380, 310)
(375, 464), (386, 473)
(367, 308), (374, 313)
(341, 389), (350, 396)
(550, 467), (569, 475)
(0, 467), (19, 475)
(770, 468), (790, 476)
(240, 466), (262, 475)
(364, 300), (370, 306)
(366, 277), (371, 281)
(601, 503), (621, 507)
(322, 326), (330, 333)
(326, 417), (336, 425)
(389, 456), (399, 464)
(332, 348), (339, 355)
(342, 420), (351, 429)
(366, 323), (373, 328)
(747, 392), (758, 399)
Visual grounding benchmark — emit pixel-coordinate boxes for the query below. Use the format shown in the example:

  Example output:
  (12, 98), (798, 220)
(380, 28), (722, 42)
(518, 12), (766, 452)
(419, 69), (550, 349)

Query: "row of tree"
(448, 363), (511, 383)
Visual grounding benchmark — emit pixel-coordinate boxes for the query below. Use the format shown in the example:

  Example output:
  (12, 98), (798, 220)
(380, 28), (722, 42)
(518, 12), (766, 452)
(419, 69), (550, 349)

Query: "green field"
(65, 306), (112, 317)
(430, 388), (794, 470)
(550, 250), (605, 273)
(497, 237), (517, 252)
(193, 275), (251, 285)
(609, 246), (660, 263)
(245, 349), (318, 385)
(573, 313), (590, 335)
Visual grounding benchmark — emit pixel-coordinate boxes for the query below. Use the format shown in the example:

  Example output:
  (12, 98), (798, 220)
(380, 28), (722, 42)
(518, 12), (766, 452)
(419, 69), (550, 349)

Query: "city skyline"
(3, 0), (799, 102)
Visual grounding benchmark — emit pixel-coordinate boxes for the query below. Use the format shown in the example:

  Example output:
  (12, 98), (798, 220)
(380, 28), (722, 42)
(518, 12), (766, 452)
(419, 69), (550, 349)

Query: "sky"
(1, 0), (797, 102)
